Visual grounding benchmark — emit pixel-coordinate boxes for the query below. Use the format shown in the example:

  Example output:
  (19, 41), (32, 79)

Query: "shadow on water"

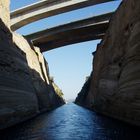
(0, 103), (140, 140)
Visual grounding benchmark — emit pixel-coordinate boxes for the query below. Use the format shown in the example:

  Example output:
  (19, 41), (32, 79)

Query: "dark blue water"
(0, 103), (140, 140)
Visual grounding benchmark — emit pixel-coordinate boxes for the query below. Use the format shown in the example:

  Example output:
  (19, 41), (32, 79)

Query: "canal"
(0, 103), (140, 140)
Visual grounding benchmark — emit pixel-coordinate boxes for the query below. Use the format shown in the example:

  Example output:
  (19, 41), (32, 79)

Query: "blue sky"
(10, 0), (121, 100)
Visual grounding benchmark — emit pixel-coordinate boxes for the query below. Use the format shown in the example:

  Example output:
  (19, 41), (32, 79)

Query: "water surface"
(0, 103), (140, 140)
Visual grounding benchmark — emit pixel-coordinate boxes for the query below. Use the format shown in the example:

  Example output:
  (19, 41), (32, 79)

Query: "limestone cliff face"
(0, 0), (10, 27)
(75, 0), (140, 126)
(0, 0), (64, 130)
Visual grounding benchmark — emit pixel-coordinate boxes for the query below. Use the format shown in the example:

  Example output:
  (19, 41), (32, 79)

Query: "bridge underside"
(28, 22), (108, 52)
(25, 12), (112, 52)
(10, 0), (115, 52)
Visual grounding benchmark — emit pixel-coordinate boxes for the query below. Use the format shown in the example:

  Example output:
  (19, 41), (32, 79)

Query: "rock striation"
(0, 0), (64, 130)
(75, 0), (140, 126)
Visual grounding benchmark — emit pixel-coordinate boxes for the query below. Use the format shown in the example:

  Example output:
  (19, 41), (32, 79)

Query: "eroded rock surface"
(75, 0), (140, 126)
(0, 0), (64, 130)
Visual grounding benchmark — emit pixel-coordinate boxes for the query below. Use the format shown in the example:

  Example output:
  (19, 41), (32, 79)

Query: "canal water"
(0, 103), (140, 140)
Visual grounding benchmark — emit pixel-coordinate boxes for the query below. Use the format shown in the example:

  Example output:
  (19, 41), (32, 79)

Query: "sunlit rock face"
(0, 0), (64, 130)
(0, 0), (10, 27)
(76, 0), (140, 126)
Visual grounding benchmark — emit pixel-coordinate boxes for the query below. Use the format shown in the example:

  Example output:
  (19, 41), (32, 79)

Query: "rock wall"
(0, 0), (64, 130)
(0, 0), (10, 27)
(75, 0), (140, 126)
(75, 76), (91, 106)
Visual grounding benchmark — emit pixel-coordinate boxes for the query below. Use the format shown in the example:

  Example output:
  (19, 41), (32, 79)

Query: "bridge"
(25, 12), (113, 52)
(10, 0), (116, 51)
(10, 0), (114, 30)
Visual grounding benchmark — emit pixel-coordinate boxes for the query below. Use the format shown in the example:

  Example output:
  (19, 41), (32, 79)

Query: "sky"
(10, 0), (121, 101)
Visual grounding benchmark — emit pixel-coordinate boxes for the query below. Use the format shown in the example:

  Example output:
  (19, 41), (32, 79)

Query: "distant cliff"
(0, 0), (65, 130)
(75, 0), (140, 126)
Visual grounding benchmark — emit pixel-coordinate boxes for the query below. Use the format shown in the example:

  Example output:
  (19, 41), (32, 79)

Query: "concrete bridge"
(10, 0), (116, 52)
(25, 12), (113, 52)
(10, 0), (114, 31)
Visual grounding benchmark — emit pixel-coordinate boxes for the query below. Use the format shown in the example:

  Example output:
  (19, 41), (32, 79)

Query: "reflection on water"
(0, 103), (140, 140)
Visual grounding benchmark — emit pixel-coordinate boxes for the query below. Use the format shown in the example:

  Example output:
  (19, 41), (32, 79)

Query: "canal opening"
(10, 0), (121, 102)
(0, 1), (139, 139)
(43, 40), (100, 102)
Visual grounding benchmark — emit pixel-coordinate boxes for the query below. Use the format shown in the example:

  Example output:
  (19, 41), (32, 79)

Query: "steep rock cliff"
(75, 0), (140, 126)
(0, 0), (64, 130)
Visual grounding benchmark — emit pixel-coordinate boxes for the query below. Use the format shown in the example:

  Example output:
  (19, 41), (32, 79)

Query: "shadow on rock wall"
(0, 18), (64, 130)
